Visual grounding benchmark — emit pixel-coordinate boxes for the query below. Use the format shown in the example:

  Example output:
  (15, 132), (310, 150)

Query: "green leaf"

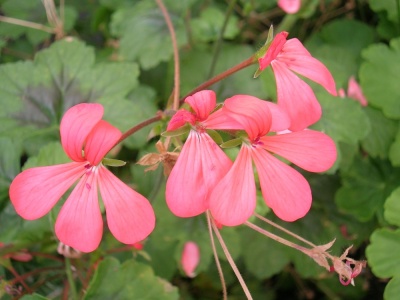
(191, 7), (239, 43)
(389, 125), (400, 166)
(220, 138), (242, 148)
(384, 276), (400, 300)
(335, 156), (400, 221)
(23, 142), (70, 169)
(0, 137), (21, 184)
(110, 1), (187, 69)
(366, 228), (400, 278)
(84, 257), (179, 300)
(206, 129), (223, 145)
(0, 39), (142, 150)
(368, 0), (399, 24)
(312, 94), (370, 145)
(161, 125), (190, 137)
(384, 187), (400, 227)
(361, 107), (398, 159)
(305, 19), (376, 87)
(360, 37), (400, 119)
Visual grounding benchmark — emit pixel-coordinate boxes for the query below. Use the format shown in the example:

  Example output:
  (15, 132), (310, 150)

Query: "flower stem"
(156, 0), (180, 110)
(244, 221), (309, 253)
(65, 258), (78, 300)
(211, 215), (253, 300)
(254, 213), (316, 248)
(116, 114), (163, 145)
(208, 0), (238, 78)
(180, 55), (256, 104)
(206, 212), (227, 300)
(0, 15), (55, 33)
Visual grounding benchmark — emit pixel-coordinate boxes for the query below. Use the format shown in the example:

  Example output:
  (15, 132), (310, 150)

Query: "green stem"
(208, 0), (238, 78)
(276, 14), (298, 33)
(65, 258), (78, 300)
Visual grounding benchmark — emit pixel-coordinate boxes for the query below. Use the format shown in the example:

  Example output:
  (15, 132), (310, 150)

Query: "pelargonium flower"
(181, 241), (200, 278)
(338, 76), (368, 107)
(278, 0), (301, 14)
(9, 103), (155, 253)
(209, 95), (337, 226)
(165, 90), (232, 217)
(257, 31), (337, 131)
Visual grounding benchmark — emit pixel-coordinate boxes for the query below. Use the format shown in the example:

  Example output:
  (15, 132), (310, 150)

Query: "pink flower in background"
(166, 90), (232, 217)
(9, 103), (155, 253)
(258, 32), (337, 131)
(278, 0), (301, 14)
(181, 241), (200, 278)
(338, 76), (368, 106)
(209, 95), (337, 226)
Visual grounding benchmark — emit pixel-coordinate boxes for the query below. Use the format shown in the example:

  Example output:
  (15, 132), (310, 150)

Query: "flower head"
(181, 241), (200, 278)
(209, 95), (337, 225)
(278, 0), (301, 14)
(165, 90), (232, 217)
(258, 32), (337, 131)
(9, 103), (155, 252)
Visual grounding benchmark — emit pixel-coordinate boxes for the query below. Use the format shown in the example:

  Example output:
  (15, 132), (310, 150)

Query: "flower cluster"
(166, 31), (338, 226)
(9, 103), (155, 253)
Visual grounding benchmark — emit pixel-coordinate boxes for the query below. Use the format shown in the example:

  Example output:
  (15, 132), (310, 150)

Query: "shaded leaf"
(360, 37), (400, 119)
(366, 228), (400, 278)
(84, 257), (179, 300)
(384, 187), (400, 227)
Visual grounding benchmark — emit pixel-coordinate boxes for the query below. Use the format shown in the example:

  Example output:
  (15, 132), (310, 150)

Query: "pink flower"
(9, 103), (155, 253)
(181, 241), (200, 278)
(209, 95), (337, 226)
(339, 76), (368, 106)
(278, 0), (301, 14)
(258, 32), (337, 131)
(166, 90), (232, 217)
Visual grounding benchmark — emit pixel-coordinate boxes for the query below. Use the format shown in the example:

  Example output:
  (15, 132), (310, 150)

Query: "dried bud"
(136, 140), (179, 176)
(57, 242), (82, 259)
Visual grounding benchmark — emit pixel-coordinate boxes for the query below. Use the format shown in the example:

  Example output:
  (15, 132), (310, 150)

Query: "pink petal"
(9, 162), (86, 220)
(223, 95), (272, 140)
(185, 90), (216, 121)
(259, 32), (289, 70)
(84, 120), (121, 166)
(166, 131), (232, 217)
(338, 88), (346, 98)
(260, 130), (337, 172)
(278, 0), (301, 14)
(203, 108), (242, 130)
(55, 172), (103, 253)
(209, 145), (256, 226)
(167, 109), (196, 131)
(252, 148), (312, 222)
(265, 101), (291, 132)
(347, 76), (368, 106)
(60, 103), (104, 162)
(272, 60), (321, 131)
(181, 241), (200, 278)
(278, 39), (337, 96)
(98, 166), (155, 244)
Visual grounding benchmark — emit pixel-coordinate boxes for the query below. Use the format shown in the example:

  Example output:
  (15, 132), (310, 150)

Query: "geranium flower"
(9, 103), (155, 253)
(257, 31), (337, 131)
(278, 0), (301, 14)
(165, 90), (232, 217)
(209, 95), (337, 226)
(181, 241), (200, 278)
(338, 76), (368, 106)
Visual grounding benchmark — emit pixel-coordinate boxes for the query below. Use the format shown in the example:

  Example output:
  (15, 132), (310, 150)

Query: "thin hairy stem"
(156, 0), (180, 110)
(254, 213), (316, 248)
(0, 16), (55, 33)
(244, 221), (309, 253)
(206, 212), (227, 300)
(211, 216), (253, 300)
(117, 114), (163, 145)
(8, 266), (32, 293)
(65, 258), (78, 300)
(208, 0), (238, 78)
(181, 56), (255, 104)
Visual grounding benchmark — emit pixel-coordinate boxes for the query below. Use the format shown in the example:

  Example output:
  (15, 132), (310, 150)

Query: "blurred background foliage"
(0, 0), (400, 299)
